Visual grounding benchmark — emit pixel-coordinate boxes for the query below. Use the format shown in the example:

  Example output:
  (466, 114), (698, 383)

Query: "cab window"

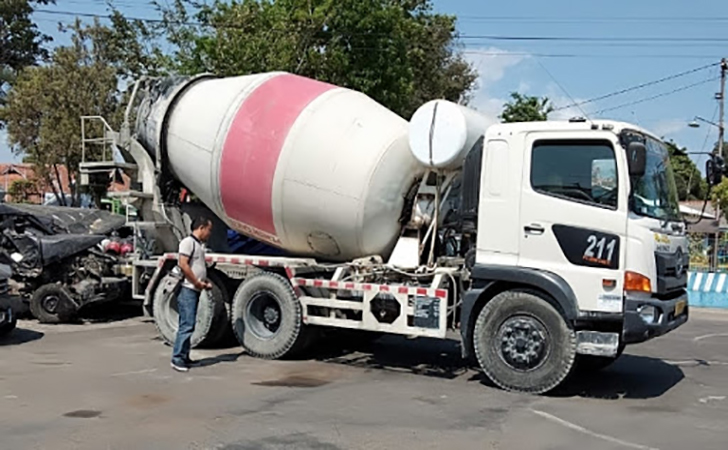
(530, 139), (618, 209)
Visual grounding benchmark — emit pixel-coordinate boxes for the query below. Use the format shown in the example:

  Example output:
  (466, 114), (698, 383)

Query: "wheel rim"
(246, 291), (282, 340)
(496, 315), (550, 372)
(41, 294), (60, 314)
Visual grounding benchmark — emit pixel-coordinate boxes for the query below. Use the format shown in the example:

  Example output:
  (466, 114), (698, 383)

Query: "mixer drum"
(135, 72), (423, 261)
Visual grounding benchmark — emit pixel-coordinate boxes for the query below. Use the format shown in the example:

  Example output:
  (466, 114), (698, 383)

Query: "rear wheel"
(30, 284), (77, 324)
(231, 272), (314, 359)
(152, 274), (220, 348)
(203, 270), (236, 347)
(473, 290), (576, 394)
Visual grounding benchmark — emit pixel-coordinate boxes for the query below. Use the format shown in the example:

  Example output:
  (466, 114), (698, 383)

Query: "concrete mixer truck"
(79, 72), (696, 394)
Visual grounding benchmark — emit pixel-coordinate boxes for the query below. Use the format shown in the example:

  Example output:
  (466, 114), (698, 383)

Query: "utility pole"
(719, 58), (726, 159)
(713, 58), (726, 271)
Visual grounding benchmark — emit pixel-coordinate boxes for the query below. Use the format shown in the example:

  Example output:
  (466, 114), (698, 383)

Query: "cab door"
(518, 133), (628, 313)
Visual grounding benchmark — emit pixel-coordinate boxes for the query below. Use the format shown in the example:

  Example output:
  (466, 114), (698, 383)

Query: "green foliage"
(0, 0), (54, 123)
(665, 140), (707, 201)
(3, 20), (122, 206)
(7, 178), (37, 203)
(155, 0), (476, 119)
(500, 92), (554, 123)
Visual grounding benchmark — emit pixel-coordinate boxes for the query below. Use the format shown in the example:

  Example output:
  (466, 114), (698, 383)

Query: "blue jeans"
(172, 287), (199, 365)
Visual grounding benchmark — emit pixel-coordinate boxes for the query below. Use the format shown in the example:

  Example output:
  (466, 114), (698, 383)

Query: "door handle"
(524, 224), (545, 235)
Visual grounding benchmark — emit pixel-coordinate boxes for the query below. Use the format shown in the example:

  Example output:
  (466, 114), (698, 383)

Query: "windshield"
(623, 131), (681, 221)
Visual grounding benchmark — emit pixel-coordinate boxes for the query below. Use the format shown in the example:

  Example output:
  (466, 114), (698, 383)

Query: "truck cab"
(460, 119), (688, 391)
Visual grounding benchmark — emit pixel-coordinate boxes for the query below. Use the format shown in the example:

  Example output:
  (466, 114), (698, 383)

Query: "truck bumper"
(623, 293), (688, 345)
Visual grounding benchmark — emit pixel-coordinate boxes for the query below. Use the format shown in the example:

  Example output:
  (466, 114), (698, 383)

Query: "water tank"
(134, 73), (423, 261)
(409, 100), (488, 169)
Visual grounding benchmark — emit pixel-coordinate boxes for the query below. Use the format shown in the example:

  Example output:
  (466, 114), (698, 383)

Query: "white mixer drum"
(148, 73), (423, 261)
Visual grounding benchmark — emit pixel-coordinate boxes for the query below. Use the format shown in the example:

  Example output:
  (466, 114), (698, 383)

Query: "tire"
(152, 273), (220, 348)
(30, 284), (77, 324)
(0, 310), (16, 336)
(473, 290), (576, 395)
(231, 272), (312, 359)
(202, 270), (236, 347)
(573, 344), (625, 374)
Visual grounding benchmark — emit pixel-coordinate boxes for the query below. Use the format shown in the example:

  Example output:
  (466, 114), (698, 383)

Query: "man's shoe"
(171, 361), (189, 372)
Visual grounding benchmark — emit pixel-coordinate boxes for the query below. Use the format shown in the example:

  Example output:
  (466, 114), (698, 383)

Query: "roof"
(681, 200), (728, 234)
(486, 119), (661, 142)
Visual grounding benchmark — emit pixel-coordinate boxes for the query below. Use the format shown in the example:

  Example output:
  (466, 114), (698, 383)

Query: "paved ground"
(1, 309), (728, 450)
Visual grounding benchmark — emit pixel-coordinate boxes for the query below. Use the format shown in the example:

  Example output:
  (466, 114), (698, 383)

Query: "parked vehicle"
(0, 203), (130, 323)
(0, 263), (17, 336)
(79, 72), (701, 394)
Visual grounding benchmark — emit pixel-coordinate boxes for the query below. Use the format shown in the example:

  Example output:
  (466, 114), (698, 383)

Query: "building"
(0, 163), (130, 205)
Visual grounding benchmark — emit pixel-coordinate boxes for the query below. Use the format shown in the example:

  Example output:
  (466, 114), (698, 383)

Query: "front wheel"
(30, 284), (77, 324)
(473, 290), (576, 394)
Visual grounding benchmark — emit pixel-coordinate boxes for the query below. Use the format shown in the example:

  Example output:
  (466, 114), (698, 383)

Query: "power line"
(593, 77), (720, 115)
(553, 62), (720, 111)
(32, 9), (728, 43)
(457, 15), (728, 23)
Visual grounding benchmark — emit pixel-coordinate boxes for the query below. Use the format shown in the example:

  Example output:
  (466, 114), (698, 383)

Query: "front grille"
(655, 250), (688, 296)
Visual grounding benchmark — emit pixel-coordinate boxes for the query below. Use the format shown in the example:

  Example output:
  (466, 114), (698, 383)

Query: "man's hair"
(191, 215), (213, 231)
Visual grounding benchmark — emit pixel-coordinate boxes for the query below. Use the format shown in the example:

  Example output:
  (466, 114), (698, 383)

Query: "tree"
(665, 140), (707, 201)
(500, 92), (554, 123)
(0, 0), (54, 120)
(155, 0), (476, 119)
(8, 178), (37, 203)
(2, 20), (122, 206)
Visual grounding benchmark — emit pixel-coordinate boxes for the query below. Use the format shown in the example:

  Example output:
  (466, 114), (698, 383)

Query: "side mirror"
(706, 155), (725, 186)
(627, 141), (647, 178)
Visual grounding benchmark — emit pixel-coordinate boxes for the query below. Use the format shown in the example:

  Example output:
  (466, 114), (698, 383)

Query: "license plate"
(675, 299), (687, 317)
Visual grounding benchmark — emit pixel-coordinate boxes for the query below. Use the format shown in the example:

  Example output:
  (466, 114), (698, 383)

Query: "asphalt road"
(1, 309), (727, 450)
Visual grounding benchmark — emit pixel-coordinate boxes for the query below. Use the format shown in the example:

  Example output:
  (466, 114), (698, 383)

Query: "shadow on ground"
(310, 334), (470, 380)
(0, 328), (44, 346)
(310, 335), (684, 399)
(79, 301), (144, 323)
(550, 354), (685, 400)
(197, 352), (245, 368)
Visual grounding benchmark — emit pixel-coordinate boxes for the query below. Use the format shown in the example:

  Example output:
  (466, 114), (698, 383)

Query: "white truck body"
(80, 73), (690, 394)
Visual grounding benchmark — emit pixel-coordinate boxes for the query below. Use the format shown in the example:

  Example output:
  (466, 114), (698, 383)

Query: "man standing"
(171, 216), (213, 372)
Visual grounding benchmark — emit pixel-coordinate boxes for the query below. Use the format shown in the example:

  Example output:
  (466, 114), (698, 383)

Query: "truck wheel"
(30, 284), (77, 324)
(573, 344), (625, 374)
(231, 272), (312, 359)
(473, 290), (576, 394)
(152, 274), (220, 348)
(203, 270), (236, 347)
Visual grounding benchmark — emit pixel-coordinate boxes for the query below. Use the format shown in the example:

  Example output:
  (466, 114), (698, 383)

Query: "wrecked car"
(1, 263), (17, 336)
(0, 203), (130, 323)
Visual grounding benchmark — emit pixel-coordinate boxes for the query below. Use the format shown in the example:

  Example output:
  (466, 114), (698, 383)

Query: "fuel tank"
(134, 72), (423, 261)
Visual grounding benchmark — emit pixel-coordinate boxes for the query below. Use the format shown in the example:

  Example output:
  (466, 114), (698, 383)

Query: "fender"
(460, 265), (579, 358)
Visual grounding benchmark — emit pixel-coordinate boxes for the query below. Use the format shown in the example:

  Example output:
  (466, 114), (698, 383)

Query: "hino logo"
(675, 248), (685, 277)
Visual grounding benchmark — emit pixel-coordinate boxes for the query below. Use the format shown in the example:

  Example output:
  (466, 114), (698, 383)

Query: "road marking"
(699, 396), (725, 404)
(694, 333), (728, 342)
(664, 359), (728, 367)
(531, 409), (660, 450)
(110, 368), (158, 377)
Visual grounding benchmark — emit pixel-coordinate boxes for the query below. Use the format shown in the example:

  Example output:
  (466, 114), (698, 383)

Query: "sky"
(1, 0), (726, 171)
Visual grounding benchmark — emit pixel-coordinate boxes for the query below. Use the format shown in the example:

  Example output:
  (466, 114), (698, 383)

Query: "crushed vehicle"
(0, 203), (130, 323)
(0, 263), (17, 336)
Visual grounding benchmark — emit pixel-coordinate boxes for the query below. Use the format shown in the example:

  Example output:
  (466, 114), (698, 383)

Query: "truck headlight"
(638, 305), (658, 324)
